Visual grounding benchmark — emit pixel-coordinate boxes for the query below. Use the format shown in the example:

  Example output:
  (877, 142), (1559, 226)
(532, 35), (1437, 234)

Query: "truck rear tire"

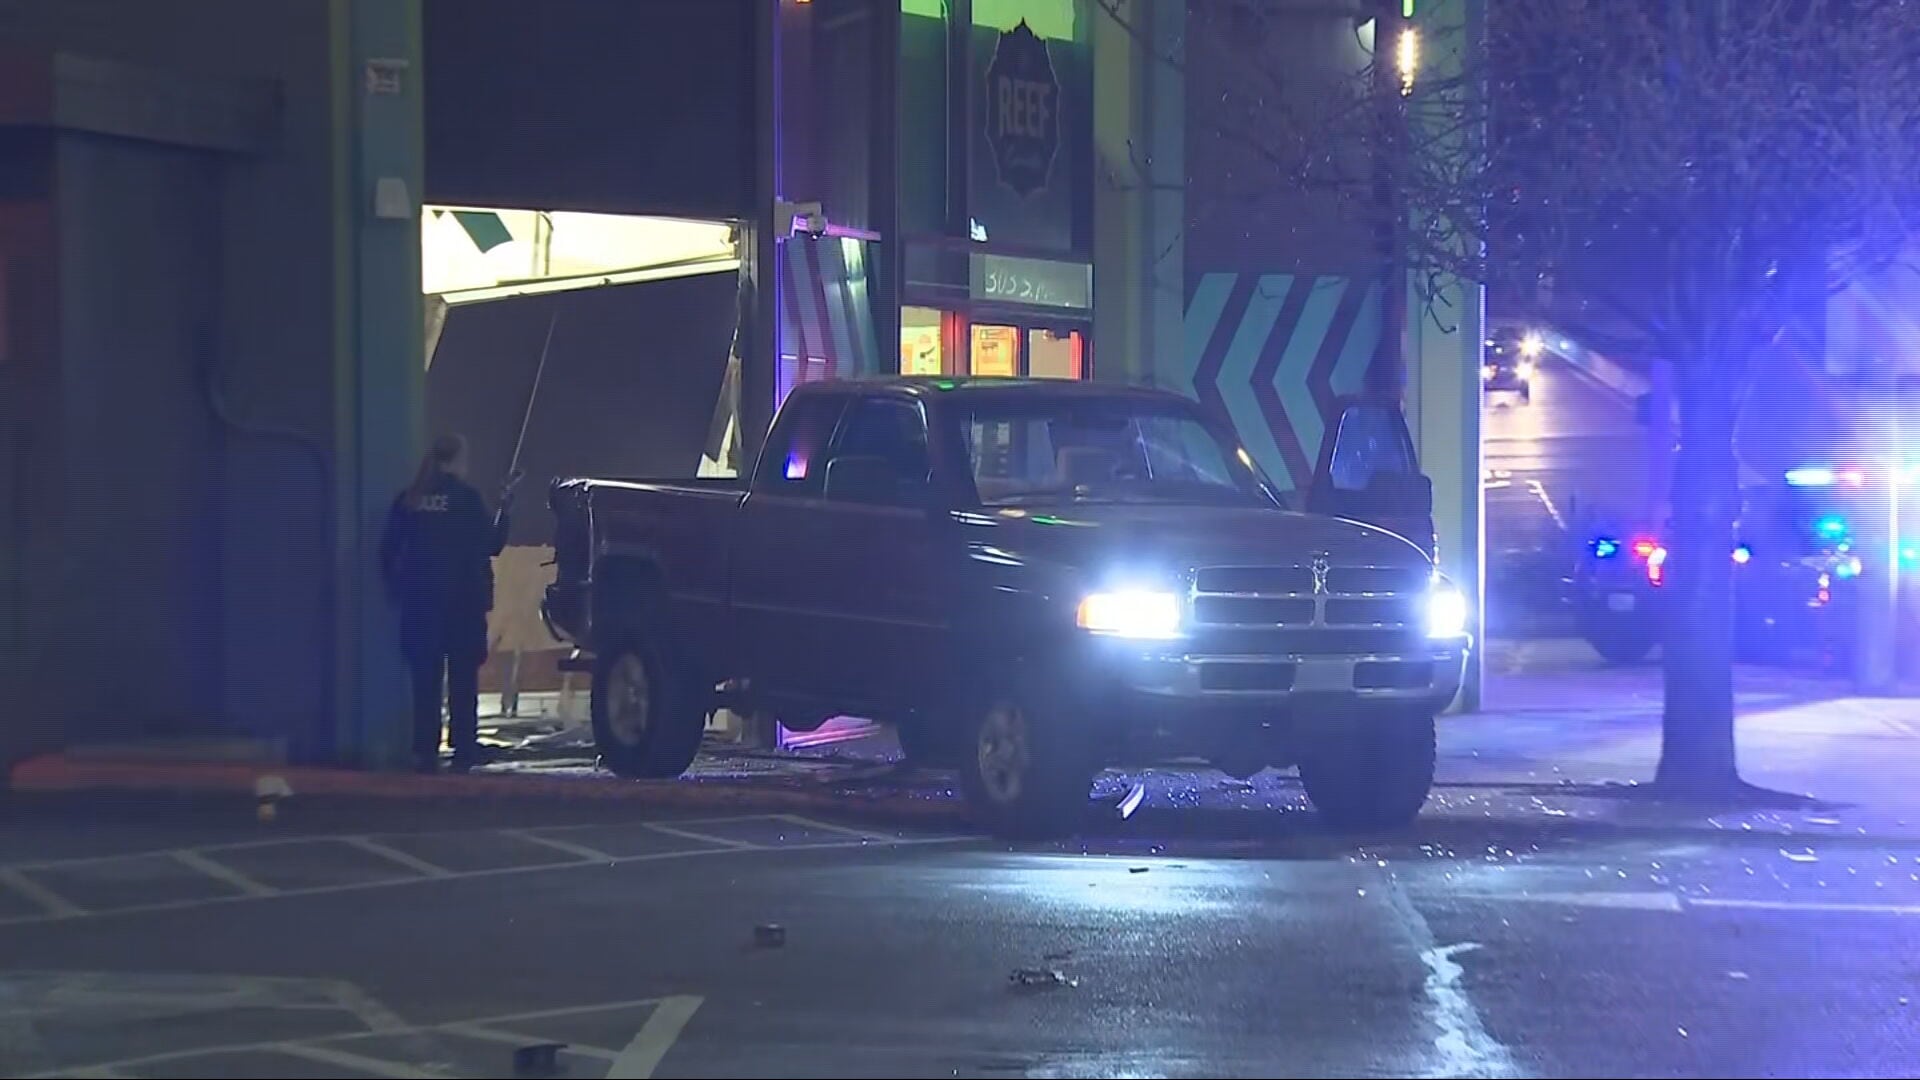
(958, 685), (1094, 839)
(591, 635), (707, 779)
(1299, 708), (1436, 831)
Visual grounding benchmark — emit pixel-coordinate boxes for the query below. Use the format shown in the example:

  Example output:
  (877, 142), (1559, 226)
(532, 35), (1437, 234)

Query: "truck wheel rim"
(976, 703), (1030, 804)
(608, 653), (651, 746)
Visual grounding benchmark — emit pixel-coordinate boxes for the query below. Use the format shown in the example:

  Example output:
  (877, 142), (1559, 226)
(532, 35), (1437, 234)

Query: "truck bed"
(545, 476), (746, 648)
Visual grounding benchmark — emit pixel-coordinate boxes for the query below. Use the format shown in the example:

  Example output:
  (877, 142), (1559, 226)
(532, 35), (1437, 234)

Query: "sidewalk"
(12, 645), (1920, 839)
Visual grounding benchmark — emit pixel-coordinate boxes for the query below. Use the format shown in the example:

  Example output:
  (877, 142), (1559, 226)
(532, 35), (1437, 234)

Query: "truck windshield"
(962, 402), (1268, 507)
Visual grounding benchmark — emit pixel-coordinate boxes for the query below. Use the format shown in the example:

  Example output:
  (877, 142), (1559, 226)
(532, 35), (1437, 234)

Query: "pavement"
(7, 648), (1920, 1076)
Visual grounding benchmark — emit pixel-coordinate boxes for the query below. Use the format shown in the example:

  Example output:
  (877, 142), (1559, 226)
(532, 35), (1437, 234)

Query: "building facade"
(0, 0), (1480, 765)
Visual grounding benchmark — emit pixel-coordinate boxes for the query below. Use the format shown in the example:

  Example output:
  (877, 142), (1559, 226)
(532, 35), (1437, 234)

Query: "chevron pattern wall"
(1182, 273), (1384, 491)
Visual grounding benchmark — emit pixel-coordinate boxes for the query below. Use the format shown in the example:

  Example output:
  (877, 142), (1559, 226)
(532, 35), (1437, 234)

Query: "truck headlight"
(1077, 590), (1182, 640)
(1426, 584), (1470, 639)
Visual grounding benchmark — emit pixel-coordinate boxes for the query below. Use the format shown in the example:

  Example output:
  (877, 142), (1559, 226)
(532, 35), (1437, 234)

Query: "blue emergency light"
(1786, 467), (1835, 487)
(1592, 536), (1620, 558)
(1815, 514), (1849, 541)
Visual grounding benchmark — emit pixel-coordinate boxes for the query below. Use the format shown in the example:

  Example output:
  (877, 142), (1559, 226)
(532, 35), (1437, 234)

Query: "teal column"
(333, 0), (425, 766)
(1405, 0), (1485, 711)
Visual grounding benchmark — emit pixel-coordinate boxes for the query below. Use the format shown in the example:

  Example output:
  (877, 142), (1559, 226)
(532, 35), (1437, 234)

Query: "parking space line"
(779, 813), (883, 839)
(171, 850), (277, 897)
(0, 831), (969, 929)
(502, 829), (614, 863)
(273, 1042), (444, 1078)
(339, 836), (452, 879)
(441, 1022), (620, 1060)
(609, 995), (703, 1079)
(641, 822), (761, 849)
(0, 868), (85, 919)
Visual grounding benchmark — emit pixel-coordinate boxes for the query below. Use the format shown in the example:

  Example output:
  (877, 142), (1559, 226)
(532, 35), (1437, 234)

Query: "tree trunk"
(1656, 367), (1743, 792)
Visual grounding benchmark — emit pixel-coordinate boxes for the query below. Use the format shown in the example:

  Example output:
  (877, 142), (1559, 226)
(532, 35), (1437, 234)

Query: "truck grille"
(1188, 563), (1429, 655)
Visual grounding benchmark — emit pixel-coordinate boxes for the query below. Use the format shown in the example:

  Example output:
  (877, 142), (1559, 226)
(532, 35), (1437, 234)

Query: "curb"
(6, 755), (970, 830)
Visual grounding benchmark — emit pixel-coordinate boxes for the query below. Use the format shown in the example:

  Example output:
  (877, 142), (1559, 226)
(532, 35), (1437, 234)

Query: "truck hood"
(955, 502), (1429, 583)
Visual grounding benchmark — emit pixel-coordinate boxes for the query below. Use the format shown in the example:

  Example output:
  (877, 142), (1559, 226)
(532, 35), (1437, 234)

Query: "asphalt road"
(4, 790), (1918, 1078)
(1484, 354), (1650, 636)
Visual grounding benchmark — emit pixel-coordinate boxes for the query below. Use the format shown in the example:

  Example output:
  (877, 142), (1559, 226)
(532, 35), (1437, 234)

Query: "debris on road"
(754, 923), (787, 948)
(1009, 967), (1078, 990)
(254, 774), (293, 823)
(1781, 848), (1819, 863)
(1128, 866), (1150, 874)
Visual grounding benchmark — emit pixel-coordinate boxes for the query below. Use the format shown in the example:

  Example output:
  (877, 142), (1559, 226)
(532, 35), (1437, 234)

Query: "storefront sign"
(984, 20), (1060, 198)
(970, 253), (1090, 310)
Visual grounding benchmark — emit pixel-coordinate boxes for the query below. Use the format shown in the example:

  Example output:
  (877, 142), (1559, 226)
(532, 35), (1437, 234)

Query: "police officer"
(380, 434), (514, 772)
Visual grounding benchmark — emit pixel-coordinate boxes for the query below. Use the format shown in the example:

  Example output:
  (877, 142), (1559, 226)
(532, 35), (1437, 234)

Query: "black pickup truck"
(544, 378), (1470, 836)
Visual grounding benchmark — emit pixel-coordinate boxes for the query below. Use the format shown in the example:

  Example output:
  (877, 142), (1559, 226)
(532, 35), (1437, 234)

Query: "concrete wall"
(1176, 0), (1387, 492)
(0, 131), (55, 762)
(0, 0), (345, 760)
(52, 135), (224, 734)
(1091, 0), (1185, 391)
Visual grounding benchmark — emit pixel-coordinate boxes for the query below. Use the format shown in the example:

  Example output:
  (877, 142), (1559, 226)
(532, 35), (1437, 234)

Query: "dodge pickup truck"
(543, 378), (1470, 836)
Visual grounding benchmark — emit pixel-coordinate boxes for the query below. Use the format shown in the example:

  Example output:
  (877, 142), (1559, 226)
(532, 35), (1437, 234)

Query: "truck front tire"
(958, 685), (1095, 839)
(591, 635), (707, 779)
(1298, 708), (1437, 831)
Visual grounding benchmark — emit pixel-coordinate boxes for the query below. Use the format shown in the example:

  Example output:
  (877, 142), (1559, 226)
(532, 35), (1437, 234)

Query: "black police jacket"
(379, 472), (510, 615)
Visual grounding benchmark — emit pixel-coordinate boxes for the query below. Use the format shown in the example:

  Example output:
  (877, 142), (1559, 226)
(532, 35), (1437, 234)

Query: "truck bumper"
(1070, 637), (1469, 766)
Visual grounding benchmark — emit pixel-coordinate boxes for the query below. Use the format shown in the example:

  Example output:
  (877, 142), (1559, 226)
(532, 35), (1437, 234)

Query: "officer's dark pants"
(401, 605), (488, 764)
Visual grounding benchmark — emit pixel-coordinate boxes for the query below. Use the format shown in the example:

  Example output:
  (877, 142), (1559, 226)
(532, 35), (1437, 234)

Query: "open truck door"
(1304, 397), (1436, 560)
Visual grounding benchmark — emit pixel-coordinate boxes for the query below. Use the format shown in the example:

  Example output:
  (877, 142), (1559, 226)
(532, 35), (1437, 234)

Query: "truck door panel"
(814, 397), (948, 713)
(731, 394), (849, 703)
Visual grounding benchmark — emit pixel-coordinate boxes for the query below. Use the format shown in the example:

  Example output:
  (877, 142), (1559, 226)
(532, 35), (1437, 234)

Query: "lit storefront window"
(970, 324), (1020, 376)
(1027, 328), (1083, 379)
(901, 306), (946, 375)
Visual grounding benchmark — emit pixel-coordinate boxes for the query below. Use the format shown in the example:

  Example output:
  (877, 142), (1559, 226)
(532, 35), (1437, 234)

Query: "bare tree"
(1107, 0), (1920, 792)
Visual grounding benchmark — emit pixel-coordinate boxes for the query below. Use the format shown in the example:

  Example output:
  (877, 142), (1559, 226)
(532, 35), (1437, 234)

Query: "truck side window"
(1328, 404), (1416, 492)
(828, 399), (931, 499)
(755, 394), (848, 497)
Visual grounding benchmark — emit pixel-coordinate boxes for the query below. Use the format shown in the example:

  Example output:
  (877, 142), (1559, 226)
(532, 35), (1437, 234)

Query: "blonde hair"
(405, 433), (467, 507)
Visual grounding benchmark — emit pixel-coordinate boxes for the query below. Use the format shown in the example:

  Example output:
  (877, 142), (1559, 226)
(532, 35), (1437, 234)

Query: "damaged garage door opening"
(421, 206), (745, 717)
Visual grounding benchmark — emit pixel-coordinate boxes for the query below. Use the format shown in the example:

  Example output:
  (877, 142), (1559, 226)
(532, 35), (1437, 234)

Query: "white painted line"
(1383, 884), (1521, 1079)
(641, 822), (761, 849)
(339, 836), (453, 879)
(1689, 897), (1920, 917)
(1475, 890), (1683, 913)
(273, 1042), (446, 1078)
(0, 835), (968, 929)
(0, 868), (86, 919)
(608, 995), (703, 1079)
(171, 850), (276, 897)
(440, 1022), (619, 1061)
(779, 813), (884, 840)
(1525, 479), (1567, 532)
(502, 829), (614, 863)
